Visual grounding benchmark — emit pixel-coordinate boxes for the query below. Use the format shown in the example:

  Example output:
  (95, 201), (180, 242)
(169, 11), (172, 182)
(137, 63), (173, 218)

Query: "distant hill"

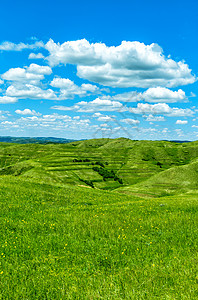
(0, 137), (198, 196)
(0, 136), (77, 144)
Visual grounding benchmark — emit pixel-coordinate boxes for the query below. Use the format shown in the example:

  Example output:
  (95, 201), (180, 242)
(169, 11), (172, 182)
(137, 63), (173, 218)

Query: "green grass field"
(0, 139), (198, 299)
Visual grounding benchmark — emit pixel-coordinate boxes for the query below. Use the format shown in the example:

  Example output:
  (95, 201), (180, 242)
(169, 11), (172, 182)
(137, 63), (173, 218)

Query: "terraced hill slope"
(0, 138), (198, 196)
(117, 159), (198, 197)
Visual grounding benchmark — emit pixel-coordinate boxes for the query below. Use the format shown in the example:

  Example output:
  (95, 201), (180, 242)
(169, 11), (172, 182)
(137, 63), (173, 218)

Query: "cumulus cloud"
(73, 98), (125, 113)
(144, 114), (166, 121)
(50, 78), (75, 89)
(176, 120), (188, 124)
(92, 112), (103, 117)
(140, 127), (157, 133)
(1, 113), (93, 134)
(142, 87), (187, 103)
(27, 64), (51, 75)
(0, 96), (17, 103)
(51, 97), (125, 113)
(168, 108), (194, 117)
(50, 77), (100, 99)
(28, 53), (45, 59)
(130, 103), (171, 115)
(81, 83), (99, 93)
(2, 64), (52, 85)
(97, 116), (114, 122)
(45, 39), (196, 88)
(130, 103), (194, 117)
(50, 105), (75, 111)
(101, 91), (141, 103)
(3, 74), (99, 101)
(0, 41), (44, 51)
(0, 80), (3, 85)
(101, 87), (187, 104)
(6, 84), (57, 100)
(121, 118), (140, 125)
(2, 67), (43, 83)
(162, 128), (169, 133)
(15, 109), (41, 116)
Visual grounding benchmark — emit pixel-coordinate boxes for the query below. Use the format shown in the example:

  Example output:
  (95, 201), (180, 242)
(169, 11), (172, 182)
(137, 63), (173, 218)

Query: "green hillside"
(0, 138), (198, 193)
(0, 138), (198, 298)
(0, 175), (197, 299)
(117, 159), (198, 197)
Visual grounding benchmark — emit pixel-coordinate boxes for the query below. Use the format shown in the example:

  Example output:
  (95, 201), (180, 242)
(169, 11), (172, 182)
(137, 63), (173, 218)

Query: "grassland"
(0, 138), (198, 299)
(1, 138), (198, 193)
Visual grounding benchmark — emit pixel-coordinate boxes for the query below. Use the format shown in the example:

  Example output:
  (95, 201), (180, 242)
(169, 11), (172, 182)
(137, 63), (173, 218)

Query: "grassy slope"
(0, 175), (197, 299)
(1, 138), (198, 192)
(117, 159), (198, 197)
(0, 139), (198, 298)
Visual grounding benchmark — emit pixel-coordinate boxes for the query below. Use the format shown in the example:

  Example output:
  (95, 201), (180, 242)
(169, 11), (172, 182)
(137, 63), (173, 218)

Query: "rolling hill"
(0, 138), (198, 195)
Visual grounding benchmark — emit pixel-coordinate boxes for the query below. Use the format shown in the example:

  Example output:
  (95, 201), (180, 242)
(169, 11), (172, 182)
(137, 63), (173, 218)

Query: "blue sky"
(0, 0), (197, 140)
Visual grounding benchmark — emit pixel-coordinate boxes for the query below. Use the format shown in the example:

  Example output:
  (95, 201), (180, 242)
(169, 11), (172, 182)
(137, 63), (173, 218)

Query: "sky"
(0, 0), (198, 140)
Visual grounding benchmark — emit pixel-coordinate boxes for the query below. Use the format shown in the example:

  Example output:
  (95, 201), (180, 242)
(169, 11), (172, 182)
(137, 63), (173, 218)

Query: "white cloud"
(92, 112), (102, 117)
(168, 108), (194, 117)
(3, 74), (99, 101)
(50, 77), (99, 99)
(121, 118), (140, 125)
(51, 97), (125, 113)
(176, 120), (188, 124)
(2, 121), (14, 125)
(142, 87), (187, 103)
(100, 87), (187, 104)
(2, 67), (43, 83)
(140, 127), (157, 133)
(50, 105), (76, 111)
(6, 84), (57, 100)
(15, 109), (41, 116)
(45, 39), (196, 88)
(28, 53), (45, 59)
(2, 64), (52, 85)
(97, 116), (114, 122)
(144, 114), (166, 122)
(175, 129), (184, 136)
(27, 64), (52, 75)
(101, 91), (141, 103)
(81, 83), (99, 93)
(3, 113), (92, 133)
(0, 80), (3, 85)
(80, 98), (124, 112)
(162, 128), (169, 133)
(130, 103), (194, 117)
(0, 96), (17, 103)
(50, 78), (75, 89)
(0, 40), (44, 51)
(130, 103), (171, 115)
(45, 38), (100, 66)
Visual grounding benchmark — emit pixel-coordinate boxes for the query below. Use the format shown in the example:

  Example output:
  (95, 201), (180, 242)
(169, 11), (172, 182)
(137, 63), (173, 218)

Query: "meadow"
(0, 138), (197, 299)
